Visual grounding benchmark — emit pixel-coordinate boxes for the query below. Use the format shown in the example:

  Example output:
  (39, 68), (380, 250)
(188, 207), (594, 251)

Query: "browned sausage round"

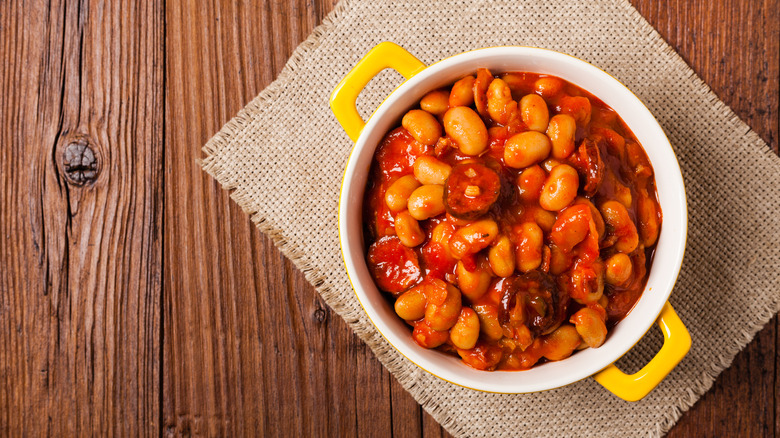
(443, 162), (501, 220)
(366, 235), (421, 295)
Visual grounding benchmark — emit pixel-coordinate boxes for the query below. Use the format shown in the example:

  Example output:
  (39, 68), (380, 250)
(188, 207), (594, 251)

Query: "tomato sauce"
(363, 70), (662, 371)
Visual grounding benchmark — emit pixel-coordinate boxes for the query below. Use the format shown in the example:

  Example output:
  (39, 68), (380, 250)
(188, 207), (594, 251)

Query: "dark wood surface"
(0, 0), (164, 435)
(1, 1), (777, 436)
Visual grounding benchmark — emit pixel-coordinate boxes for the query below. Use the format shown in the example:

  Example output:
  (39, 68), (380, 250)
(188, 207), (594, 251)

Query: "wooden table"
(1, 1), (777, 436)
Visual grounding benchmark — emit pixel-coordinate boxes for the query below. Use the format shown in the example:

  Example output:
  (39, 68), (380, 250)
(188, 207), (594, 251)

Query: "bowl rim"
(338, 45), (688, 393)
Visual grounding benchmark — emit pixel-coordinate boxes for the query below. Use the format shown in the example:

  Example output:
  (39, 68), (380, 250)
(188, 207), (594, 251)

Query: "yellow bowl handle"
(330, 42), (427, 142)
(593, 302), (691, 401)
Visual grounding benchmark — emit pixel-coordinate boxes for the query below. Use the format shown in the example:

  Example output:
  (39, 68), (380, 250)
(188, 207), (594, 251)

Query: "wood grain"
(0, 0), (163, 435)
(162, 1), (374, 436)
(0, 0), (776, 437)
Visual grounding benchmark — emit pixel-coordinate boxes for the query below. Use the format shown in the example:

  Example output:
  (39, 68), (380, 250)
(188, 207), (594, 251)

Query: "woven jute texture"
(201, 0), (780, 436)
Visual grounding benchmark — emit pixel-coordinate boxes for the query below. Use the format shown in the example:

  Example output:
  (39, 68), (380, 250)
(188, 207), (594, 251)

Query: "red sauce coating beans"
(362, 69), (662, 371)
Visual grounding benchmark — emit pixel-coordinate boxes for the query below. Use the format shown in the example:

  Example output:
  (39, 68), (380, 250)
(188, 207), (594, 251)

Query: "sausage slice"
(444, 162), (501, 220)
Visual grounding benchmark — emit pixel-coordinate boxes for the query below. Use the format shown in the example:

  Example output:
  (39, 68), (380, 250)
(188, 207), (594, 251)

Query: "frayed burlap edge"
(200, 0), (780, 436)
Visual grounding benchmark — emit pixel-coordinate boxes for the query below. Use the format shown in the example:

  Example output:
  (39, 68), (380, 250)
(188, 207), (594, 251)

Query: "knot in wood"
(62, 141), (99, 185)
(314, 309), (327, 323)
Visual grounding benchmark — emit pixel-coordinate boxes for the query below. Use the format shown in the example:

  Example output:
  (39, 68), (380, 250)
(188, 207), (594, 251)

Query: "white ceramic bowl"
(331, 43), (690, 399)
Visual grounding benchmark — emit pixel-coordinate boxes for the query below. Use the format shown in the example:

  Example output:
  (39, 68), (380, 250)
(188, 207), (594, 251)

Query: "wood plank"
(631, 1), (779, 437)
(391, 377), (424, 438)
(0, 0), (163, 435)
(355, 342), (393, 437)
(162, 1), (376, 436)
(422, 410), (449, 438)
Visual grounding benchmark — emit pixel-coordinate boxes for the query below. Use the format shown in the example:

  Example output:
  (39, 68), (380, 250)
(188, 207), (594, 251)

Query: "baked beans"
(363, 69), (662, 370)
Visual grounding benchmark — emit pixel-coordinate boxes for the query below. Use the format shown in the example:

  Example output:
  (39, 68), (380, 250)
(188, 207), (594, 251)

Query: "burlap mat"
(201, 0), (780, 436)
